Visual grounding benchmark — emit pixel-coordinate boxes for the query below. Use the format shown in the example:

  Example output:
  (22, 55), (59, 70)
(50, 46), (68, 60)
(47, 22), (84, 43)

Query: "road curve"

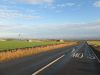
(0, 42), (100, 75)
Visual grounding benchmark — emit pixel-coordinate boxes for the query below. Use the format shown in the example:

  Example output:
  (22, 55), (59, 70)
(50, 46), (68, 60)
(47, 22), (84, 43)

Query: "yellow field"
(87, 41), (100, 46)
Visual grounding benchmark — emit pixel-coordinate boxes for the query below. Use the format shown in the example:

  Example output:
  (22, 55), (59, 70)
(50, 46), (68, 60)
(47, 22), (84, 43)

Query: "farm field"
(0, 40), (64, 51)
(88, 41), (100, 46)
(0, 41), (77, 62)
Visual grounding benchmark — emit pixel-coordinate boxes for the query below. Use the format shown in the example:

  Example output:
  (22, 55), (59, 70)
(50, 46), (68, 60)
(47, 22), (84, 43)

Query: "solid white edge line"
(32, 55), (65, 75)
(88, 45), (100, 63)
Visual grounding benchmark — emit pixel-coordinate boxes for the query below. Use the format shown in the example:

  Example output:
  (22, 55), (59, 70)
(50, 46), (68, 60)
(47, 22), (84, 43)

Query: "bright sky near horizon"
(0, 0), (100, 39)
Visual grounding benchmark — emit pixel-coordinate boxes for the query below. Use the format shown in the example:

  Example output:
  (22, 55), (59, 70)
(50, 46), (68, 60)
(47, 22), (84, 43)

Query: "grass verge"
(0, 42), (77, 62)
(88, 41), (100, 60)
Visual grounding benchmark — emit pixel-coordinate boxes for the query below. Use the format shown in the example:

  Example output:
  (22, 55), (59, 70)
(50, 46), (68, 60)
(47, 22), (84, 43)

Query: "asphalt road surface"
(0, 42), (100, 75)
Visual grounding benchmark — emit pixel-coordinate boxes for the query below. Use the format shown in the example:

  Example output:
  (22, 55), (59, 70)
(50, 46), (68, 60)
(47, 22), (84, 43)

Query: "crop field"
(0, 41), (77, 62)
(0, 40), (64, 51)
(88, 41), (100, 46)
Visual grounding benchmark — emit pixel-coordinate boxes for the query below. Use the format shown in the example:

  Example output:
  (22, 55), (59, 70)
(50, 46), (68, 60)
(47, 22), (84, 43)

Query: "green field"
(0, 40), (64, 51)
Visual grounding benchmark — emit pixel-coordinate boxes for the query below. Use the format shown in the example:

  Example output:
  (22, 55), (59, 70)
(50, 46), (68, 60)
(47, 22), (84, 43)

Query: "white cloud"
(0, 9), (21, 18)
(0, 32), (19, 38)
(94, 1), (100, 7)
(57, 3), (75, 8)
(65, 3), (75, 6)
(0, 9), (41, 20)
(46, 2), (75, 11)
(57, 4), (66, 8)
(13, 0), (53, 5)
(0, 21), (100, 39)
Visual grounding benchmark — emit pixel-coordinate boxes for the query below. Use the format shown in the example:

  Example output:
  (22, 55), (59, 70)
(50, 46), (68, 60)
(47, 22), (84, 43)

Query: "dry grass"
(88, 41), (100, 51)
(0, 42), (77, 62)
(88, 41), (100, 46)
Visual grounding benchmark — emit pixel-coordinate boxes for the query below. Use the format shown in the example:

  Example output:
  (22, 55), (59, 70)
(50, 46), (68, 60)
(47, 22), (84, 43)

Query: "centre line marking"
(32, 55), (65, 75)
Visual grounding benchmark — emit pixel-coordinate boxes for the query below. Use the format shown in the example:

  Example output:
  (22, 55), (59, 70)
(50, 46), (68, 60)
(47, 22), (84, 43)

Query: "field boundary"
(0, 42), (77, 62)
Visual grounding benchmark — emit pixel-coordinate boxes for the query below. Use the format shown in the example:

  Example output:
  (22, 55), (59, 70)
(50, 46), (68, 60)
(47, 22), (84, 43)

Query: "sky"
(0, 0), (100, 40)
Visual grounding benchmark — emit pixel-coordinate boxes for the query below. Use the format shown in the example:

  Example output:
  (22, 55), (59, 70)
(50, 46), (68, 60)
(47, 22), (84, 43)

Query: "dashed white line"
(72, 48), (75, 53)
(32, 55), (65, 75)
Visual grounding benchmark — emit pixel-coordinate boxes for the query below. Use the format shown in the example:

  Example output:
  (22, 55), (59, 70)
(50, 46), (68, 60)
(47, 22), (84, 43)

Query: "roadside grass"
(87, 41), (100, 60)
(0, 42), (77, 62)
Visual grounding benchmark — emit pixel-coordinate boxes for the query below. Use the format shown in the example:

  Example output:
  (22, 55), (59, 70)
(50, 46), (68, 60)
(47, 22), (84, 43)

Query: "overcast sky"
(0, 0), (100, 39)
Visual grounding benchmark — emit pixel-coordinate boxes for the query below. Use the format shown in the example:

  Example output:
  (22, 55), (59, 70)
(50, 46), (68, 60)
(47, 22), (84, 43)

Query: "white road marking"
(32, 55), (65, 75)
(88, 46), (100, 63)
(72, 53), (76, 57)
(72, 52), (84, 59)
(72, 48), (75, 53)
(88, 56), (95, 59)
(76, 53), (79, 57)
(80, 53), (83, 58)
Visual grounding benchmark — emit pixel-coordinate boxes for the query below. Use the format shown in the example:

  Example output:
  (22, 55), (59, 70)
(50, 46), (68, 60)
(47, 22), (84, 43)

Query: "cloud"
(11, 0), (53, 5)
(65, 3), (75, 6)
(0, 32), (20, 38)
(46, 2), (76, 11)
(56, 3), (75, 8)
(0, 21), (100, 39)
(94, 0), (100, 7)
(0, 9), (20, 18)
(0, 4), (41, 20)
(0, 8), (41, 20)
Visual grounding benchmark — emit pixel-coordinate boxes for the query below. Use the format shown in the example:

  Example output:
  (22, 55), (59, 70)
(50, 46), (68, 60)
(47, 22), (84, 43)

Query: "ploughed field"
(0, 40), (64, 52)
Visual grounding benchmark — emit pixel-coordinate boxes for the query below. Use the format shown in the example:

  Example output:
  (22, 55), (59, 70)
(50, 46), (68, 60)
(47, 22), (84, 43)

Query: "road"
(0, 41), (100, 75)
